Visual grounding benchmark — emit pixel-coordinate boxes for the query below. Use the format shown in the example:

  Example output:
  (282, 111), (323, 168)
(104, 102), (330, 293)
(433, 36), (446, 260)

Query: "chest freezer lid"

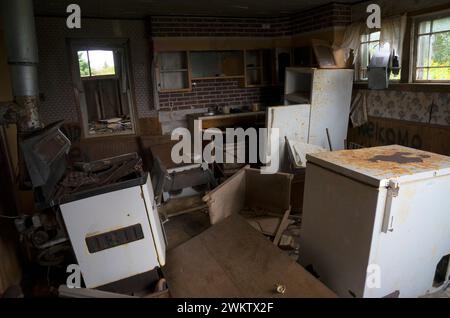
(306, 145), (450, 187)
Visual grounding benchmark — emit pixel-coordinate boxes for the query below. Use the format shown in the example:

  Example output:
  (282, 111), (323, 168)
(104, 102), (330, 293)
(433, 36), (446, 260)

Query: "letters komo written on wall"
(347, 116), (450, 157)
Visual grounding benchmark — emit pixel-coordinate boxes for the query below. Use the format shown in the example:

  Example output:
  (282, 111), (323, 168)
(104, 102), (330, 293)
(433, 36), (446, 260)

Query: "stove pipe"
(1, 0), (41, 131)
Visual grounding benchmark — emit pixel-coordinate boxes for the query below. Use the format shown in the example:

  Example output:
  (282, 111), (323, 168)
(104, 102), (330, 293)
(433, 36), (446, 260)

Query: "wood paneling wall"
(348, 116), (450, 156)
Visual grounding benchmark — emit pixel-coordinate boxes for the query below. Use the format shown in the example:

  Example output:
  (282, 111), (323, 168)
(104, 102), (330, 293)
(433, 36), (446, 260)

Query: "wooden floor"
(163, 211), (450, 298)
(164, 210), (211, 250)
(163, 214), (336, 298)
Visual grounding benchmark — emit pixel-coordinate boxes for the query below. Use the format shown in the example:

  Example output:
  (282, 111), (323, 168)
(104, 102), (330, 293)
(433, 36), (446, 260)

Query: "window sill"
(354, 82), (450, 93)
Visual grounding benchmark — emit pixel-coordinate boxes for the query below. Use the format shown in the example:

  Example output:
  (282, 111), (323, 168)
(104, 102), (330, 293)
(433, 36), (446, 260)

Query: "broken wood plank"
(163, 214), (336, 298)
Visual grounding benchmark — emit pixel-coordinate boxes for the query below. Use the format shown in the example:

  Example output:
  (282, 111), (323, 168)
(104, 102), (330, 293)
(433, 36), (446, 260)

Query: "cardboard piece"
(163, 214), (336, 298)
(203, 166), (293, 245)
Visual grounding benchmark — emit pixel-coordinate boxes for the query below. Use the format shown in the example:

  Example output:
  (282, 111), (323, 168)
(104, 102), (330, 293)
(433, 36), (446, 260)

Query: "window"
(357, 30), (401, 81)
(358, 31), (380, 80)
(70, 40), (136, 138)
(77, 50), (116, 78)
(414, 15), (450, 81)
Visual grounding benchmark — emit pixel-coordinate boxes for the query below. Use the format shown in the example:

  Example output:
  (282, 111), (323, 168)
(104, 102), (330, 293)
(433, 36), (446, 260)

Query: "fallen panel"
(163, 214), (336, 298)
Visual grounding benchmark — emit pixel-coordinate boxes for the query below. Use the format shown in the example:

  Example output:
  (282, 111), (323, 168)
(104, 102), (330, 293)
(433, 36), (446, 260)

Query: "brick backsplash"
(150, 3), (351, 37)
(158, 79), (283, 111)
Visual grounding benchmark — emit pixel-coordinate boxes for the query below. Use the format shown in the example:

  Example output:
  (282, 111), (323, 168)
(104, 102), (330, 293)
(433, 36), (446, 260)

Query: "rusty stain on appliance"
(368, 152), (431, 164)
(310, 145), (450, 178)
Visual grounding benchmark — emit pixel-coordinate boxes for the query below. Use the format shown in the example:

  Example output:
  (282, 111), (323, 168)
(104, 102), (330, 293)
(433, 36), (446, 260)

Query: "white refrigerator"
(299, 145), (450, 298)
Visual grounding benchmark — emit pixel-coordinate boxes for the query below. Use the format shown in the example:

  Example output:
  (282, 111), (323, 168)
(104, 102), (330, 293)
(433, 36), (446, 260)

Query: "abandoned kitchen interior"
(0, 0), (449, 299)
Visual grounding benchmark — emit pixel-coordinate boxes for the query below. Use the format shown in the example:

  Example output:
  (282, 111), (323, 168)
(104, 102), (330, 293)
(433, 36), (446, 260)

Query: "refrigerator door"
(265, 104), (310, 172)
(308, 69), (353, 151)
(306, 145), (450, 187)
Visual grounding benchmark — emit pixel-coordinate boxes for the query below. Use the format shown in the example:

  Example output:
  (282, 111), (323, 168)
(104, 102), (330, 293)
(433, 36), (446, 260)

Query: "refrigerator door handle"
(381, 181), (399, 233)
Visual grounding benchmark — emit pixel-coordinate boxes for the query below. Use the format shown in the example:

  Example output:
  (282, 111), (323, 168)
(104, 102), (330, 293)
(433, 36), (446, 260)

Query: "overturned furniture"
(203, 166), (293, 245)
(141, 136), (217, 218)
(264, 104), (330, 213)
(20, 122), (167, 289)
(300, 145), (450, 298)
(164, 214), (336, 298)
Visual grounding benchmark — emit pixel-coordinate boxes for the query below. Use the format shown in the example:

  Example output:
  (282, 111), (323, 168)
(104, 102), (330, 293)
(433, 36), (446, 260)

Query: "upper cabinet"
(244, 49), (274, 87)
(155, 48), (282, 92)
(190, 51), (244, 79)
(156, 51), (191, 92)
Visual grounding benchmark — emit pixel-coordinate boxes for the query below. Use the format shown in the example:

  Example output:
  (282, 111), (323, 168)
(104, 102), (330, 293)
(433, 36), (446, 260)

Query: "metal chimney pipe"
(1, 0), (41, 131)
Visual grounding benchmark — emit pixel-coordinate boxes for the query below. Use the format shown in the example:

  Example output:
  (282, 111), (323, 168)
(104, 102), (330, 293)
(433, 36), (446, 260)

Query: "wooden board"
(163, 214), (336, 298)
(348, 116), (450, 156)
(139, 117), (162, 136)
(159, 195), (207, 217)
(203, 167), (246, 224)
(200, 112), (266, 130)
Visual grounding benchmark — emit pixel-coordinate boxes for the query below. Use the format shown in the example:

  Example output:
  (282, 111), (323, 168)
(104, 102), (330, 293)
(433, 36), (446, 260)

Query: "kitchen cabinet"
(244, 49), (274, 87)
(190, 50), (244, 79)
(156, 51), (191, 92)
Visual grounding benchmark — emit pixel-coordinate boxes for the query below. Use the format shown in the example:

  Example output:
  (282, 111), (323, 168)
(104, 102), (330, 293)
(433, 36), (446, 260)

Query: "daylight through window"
(77, 50), (116, 78)
(415, 15), (450, 81)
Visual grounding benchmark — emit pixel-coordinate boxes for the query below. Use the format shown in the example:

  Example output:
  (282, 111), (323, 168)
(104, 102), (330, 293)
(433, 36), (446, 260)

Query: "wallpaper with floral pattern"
(358, 89), (450, 126)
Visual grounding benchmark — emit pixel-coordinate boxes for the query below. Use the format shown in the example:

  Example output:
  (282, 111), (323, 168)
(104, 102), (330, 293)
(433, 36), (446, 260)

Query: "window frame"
(356, 30), (381, 81)
(68, 38), (139, 139)
(411, 10), (450, 83)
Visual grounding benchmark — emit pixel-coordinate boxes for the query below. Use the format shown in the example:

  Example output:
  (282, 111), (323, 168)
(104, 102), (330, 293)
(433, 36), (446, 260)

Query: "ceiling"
(34, 0), (359, 19)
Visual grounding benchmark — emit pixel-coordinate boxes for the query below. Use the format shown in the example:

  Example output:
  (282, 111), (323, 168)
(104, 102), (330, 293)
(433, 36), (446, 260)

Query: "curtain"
(338, 22), (365, 64)
(339, 14), (407, 66)
(350, 90), (368, 127)
(380, 14), (408, 66)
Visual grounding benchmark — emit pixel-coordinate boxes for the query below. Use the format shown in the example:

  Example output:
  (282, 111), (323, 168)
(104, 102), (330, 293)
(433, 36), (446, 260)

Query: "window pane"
(428, 67), (450, 80)
(416, 68), (428, 80)
(369, 31), (380, 41)
(88, 50), (115, 76)
(78, 51), (90, 77)
(417, 35), (430, 67)
(368, 41), (379, 60)
(430, 32), (450, 67)
(360, 68), (368, 80)
(360, 42), (369, 69)
(418, 21), (431, 34)
(432, 16), (450, 33)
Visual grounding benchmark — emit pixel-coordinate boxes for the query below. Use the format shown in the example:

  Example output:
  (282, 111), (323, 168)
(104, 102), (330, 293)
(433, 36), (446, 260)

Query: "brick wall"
(150, 3), (351, 38)
(150, 16), (290, 38)
(158, 78), (283, 111)
(152, 3), (351, 115)
(290, 3), (351, 34)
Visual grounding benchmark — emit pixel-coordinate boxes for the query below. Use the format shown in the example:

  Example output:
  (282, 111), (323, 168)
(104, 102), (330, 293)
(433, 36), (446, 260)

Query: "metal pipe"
(1, 0), (41, 130)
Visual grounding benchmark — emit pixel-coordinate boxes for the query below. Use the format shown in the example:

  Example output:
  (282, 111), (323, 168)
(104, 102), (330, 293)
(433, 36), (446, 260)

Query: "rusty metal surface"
(54, 154), (144, 202)
(307, 145), (450, 181)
